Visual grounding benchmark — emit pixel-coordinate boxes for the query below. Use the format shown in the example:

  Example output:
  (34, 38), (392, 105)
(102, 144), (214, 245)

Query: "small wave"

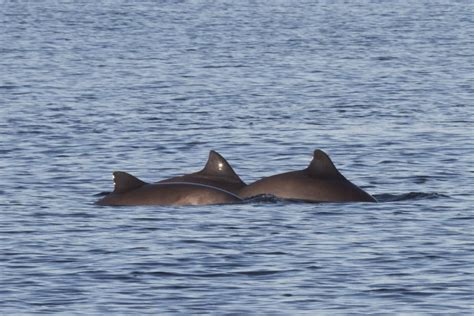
(0, 85), (17, 90)
(133, 269), (293, 278)
(202, 64), (248, 69)
(235, 270), (286, 277)
(243, 194), (282, 204)
(373, 56), (398, 61)
(367, 287), (434, 297)
(375, 192), (449, 202)
(244, 251), (288, 256)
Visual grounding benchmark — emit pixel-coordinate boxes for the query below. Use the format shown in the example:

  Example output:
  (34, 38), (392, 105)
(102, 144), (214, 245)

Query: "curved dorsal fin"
(306, 149), (344, 179)
(113, 171), (147, 193)
(198, 150), (244, 184)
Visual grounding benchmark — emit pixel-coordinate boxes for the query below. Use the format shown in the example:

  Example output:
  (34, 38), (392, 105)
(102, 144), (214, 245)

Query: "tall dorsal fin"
(305, 149), (345, 179)
(198, 150), (245, 184)
(112, 171), (147, 193)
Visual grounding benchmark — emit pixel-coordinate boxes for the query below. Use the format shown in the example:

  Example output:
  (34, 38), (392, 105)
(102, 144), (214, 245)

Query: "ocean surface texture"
(1, 0), (473, 314)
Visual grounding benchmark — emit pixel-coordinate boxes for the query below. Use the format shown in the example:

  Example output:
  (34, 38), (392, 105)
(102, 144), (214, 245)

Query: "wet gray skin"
(158, 150), (246, 195)
(96, 171), (242, 206)
(239, 149), (376, 203)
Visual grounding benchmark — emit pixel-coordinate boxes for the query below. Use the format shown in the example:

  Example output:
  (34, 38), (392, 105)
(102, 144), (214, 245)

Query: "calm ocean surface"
(1, 0), (473, 314)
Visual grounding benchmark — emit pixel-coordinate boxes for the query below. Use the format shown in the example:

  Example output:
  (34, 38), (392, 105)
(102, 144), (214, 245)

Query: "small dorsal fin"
(198, 150), (244, 184)
(306, 149), (344, 179)
(112, 171), (147, 193)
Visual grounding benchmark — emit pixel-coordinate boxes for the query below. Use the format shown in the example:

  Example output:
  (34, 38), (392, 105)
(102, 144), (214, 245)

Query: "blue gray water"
(1, 0), (473, 314)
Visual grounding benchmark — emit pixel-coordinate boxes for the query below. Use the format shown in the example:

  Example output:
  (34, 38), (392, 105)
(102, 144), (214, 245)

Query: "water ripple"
(1, 1), (473, 314)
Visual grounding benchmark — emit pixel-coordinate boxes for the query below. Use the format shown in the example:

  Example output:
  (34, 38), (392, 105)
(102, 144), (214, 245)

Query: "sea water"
(1, 1), (473, 314)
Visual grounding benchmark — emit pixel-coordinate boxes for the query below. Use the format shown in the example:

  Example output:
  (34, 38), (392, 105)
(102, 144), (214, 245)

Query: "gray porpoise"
(96, 171), (242, 206)
(239, 149), (376, 203)
(158, 150), (246, 194)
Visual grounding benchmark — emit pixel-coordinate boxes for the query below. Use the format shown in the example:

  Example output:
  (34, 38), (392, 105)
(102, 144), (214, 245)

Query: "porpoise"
(239, 149), (376, 202)
(96, 171), (243, 206)
(159, 150), (246, 194)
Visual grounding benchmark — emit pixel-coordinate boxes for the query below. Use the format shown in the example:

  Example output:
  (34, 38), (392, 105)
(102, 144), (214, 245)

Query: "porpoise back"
(159, 150), (246, 194)
(239, 149), (376, 202)
(96, 171), (243, 206)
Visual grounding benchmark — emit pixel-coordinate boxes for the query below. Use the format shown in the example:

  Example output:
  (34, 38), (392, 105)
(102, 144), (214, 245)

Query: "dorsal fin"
(197, 150), (244, 184)
(112, 171), (147, 193)
(305, 149), (345, 179)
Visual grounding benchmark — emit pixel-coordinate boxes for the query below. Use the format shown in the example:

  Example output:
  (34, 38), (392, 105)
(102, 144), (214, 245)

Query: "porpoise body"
(159, 150), (246, 194)
(96, 171), (242, 206)
(239, 149), (376, 203)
